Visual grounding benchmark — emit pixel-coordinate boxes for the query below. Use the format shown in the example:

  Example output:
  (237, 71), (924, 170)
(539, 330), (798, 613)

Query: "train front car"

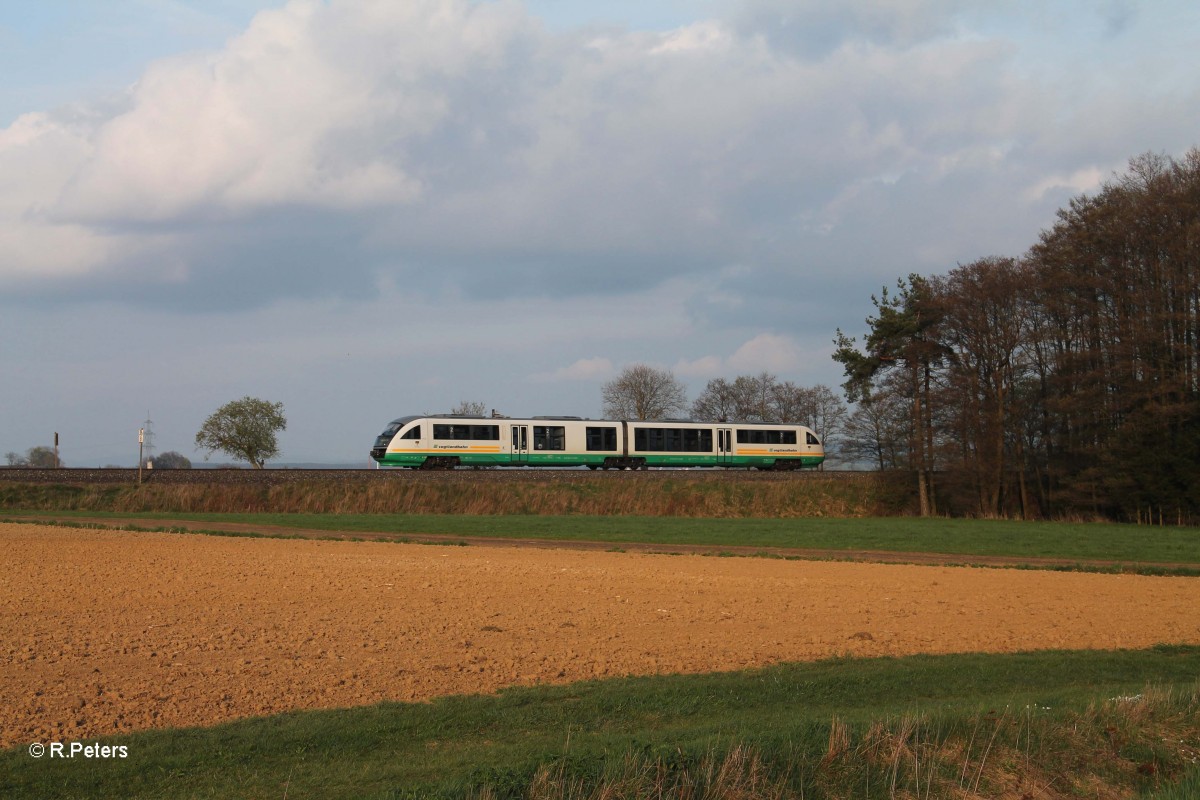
(371, 415), (510, 469)
(729, 423), (824, 470)
(371, 416), (415, 466)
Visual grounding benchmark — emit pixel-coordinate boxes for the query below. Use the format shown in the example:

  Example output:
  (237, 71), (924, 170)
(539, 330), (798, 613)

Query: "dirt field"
(3, 522), (1199, 749)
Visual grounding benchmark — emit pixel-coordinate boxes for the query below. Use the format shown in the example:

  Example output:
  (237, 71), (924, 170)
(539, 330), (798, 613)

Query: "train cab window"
(380, 421), (403, 438)
(401, 426), (421, 440)
(586, 426), (617, 451)
(807, 431), (821, 445)
(533, 426), (565, 450)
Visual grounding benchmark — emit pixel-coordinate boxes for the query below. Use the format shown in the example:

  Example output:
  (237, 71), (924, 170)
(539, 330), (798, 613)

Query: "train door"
(716, 428), (733, 465)
(511, 425), (530, 464)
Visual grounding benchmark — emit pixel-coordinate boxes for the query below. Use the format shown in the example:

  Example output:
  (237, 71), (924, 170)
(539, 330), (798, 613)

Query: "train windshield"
(379, 421), (404, 438)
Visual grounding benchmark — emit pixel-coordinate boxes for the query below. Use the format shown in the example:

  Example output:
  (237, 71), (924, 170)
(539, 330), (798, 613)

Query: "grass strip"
(3, 646), (1199, 798)
(9, 510), (1200, 566)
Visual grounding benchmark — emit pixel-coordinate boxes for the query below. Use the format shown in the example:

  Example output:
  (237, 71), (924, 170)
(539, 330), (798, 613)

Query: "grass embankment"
(6, 477), (1199, 568)
(3, 647), (1199, 799)
(0, 474), (898, 517)
(8, 510), (1200, 571)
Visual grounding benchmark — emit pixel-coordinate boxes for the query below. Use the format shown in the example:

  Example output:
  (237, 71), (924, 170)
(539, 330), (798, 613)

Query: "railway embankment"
(0, 467), (899, 517)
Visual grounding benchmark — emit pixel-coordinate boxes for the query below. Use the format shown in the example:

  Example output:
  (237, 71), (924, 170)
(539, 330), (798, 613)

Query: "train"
(370, 414), (824, 470)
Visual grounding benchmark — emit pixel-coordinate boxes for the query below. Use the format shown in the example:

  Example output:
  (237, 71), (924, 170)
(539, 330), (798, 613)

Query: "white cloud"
(0, 222), (141, 281)
(54, 3), (432, 221)
(674, 333), (806, 378)
(1023, 166), (1107, 202)
(673, 355), (725, 378)
(729, 333), (805, 373)
(650, 20), (731, 55)
(533, 357), (616, 382)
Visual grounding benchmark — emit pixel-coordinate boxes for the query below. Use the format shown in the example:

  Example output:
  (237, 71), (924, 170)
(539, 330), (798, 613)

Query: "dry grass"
(471, 685), (1200, 799)
(0, 476), (892, 517)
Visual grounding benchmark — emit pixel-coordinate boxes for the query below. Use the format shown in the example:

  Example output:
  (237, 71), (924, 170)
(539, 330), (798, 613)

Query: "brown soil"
(3, 522), (1199, 748)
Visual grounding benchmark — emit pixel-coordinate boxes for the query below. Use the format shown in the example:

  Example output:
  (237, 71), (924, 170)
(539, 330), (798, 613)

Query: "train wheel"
(419, 456), (460, 470)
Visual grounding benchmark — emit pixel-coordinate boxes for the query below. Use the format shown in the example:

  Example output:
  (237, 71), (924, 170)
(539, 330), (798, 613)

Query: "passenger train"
(370, 414), (824, 470)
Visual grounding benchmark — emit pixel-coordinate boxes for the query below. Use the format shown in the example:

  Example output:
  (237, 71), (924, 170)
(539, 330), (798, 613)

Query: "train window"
(807, 431), (821, 445)
(433, 424), (498, 440)
(634, 428), (660, 451)
(434, 424), (466, 440)
(586, 427), (617, 451)
(401, 426), (421, 440)
(633, 428), (712, 452)
(533, 426), (565, 450)
(684, 429), (714, 452)
(737, 429), (797, 445)
(380, 422), (403, 438)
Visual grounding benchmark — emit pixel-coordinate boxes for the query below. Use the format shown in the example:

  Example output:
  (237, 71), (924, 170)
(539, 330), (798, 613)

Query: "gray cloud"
(1, 0), (1061, 311)
(730, 0), (977, 59)
(3, 0), (1199, 463)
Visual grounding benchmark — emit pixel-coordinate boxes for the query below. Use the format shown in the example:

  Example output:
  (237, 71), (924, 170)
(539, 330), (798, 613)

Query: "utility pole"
(54, 432), (59, 469)
(138, 428), (144, 485)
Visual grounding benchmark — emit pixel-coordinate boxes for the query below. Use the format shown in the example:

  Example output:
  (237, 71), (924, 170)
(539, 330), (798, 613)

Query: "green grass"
(10, 510), (1200, 566)
(1143, 765), (1200, 799)
(3, 646), (1199, 799)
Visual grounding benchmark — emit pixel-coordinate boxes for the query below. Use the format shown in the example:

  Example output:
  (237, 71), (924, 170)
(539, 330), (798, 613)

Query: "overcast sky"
(2, 0), (1197, 466)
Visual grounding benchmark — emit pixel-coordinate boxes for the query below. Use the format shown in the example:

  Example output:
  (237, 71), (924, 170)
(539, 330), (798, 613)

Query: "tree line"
(460, 366), (847, 459)
(835, 150), (1200, 522)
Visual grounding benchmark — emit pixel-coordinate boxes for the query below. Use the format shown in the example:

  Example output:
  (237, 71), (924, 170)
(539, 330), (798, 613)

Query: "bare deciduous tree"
(690, 378), (739, 421)
(692, 374), (846, 460)
(450, 400), (488, 416)
(602, 365), (688, 420)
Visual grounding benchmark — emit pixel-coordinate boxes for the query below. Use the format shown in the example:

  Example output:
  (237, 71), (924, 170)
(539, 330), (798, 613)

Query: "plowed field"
(3, 523), (1199, 748)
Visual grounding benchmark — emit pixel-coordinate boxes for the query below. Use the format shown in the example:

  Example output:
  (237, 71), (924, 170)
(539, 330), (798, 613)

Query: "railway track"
(0, 466), (870, 485)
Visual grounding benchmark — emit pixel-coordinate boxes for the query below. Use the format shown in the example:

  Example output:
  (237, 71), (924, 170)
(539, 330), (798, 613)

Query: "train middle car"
(370, 415), (824, 470)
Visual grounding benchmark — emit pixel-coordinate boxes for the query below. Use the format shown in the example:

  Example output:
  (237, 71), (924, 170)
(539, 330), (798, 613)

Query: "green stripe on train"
(376, 453), (824, 468)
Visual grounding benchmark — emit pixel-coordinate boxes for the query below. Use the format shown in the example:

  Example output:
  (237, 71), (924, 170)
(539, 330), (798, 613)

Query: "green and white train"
(370, 414), (824, 470)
